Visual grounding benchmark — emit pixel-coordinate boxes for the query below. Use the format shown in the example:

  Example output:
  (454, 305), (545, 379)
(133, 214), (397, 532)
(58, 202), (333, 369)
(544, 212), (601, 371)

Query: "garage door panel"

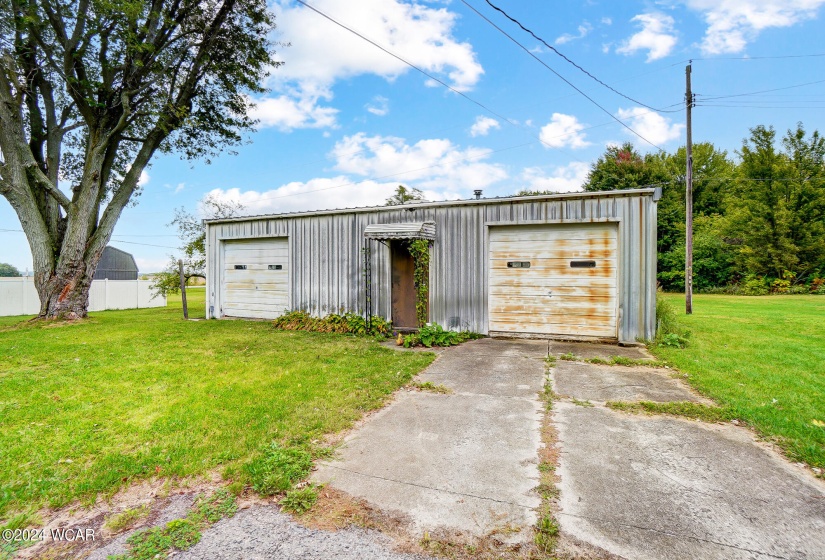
(489, 224), (618, 339)
(222, 238), (289, 319)
(490, 267), (616, 279)
(489, 230), (618, 242)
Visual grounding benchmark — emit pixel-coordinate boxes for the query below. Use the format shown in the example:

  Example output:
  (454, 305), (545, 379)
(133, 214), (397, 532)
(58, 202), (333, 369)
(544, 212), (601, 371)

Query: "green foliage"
(658, 215), (737, 291)
(385, 185), (425, 206)
(0, 290), (434, 518)
(104, 505), (151, 533)
(408, 239), (432, 327)
(652, 293), (825, 469)
(725, 124), (825, 281)
(280, 485), (319, 514)
(655, 295), (689, 347)
(189, 489), (238, 525)
(244, 443), (313, 496)
(582, 142), (665, 192)
(111, 490), (238, 560)
(534, 514), (560, 552)
(0, 263), (21, 277)
(741, 275), (770, 296)
(606, 401), (734, 423)
(401, 323), (482, 348)
(272, 311), (392, 338)
(151, 195), (244, 298)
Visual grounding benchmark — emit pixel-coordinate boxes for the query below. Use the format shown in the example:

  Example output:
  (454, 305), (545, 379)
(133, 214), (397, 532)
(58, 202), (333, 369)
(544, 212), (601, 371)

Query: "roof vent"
(474, 189), (483, 200)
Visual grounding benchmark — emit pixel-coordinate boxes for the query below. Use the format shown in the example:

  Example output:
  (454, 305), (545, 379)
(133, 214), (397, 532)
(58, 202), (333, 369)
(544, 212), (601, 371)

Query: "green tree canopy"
(385, 185), (425, 206)
(0, 0), (278, 318)
(0, 262), (22, 277)
(725, 124), (825, 280)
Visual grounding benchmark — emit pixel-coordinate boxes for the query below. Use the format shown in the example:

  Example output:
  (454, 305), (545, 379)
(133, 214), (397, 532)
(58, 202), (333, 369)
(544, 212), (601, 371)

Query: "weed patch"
(110, 490), (236, 560)
(409, 381), (452, 394)
(606, 401), (734, 423)
(281, 485), (320, 515)
(655, 295), (690, 347)
(570, 398), (594, 408)
(585, 356), (668, 368)
(272, 311), (392, 338)
(244, 443), (314, 496)
(558, 352), (580, 361)
(400, 323), (483, 348)
(104, 505), (150, 533)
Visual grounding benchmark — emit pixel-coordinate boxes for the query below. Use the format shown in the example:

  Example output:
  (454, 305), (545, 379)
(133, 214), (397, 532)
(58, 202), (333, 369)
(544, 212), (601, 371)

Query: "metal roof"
(363, 221), (436, 241)
(204, 187), (659, 225)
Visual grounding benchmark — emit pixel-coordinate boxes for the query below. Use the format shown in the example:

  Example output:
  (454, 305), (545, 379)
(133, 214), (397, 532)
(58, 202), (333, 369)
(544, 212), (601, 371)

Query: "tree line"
(580, 124), (825, 295)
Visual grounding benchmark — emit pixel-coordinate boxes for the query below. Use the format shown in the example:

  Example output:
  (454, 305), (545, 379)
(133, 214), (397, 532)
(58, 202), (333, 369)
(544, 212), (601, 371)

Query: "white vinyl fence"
(0, 278), (166, 317)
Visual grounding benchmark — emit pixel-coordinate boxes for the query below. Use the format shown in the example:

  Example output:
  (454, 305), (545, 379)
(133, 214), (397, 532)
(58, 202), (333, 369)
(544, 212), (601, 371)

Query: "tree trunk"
(35, 247), (105, 319)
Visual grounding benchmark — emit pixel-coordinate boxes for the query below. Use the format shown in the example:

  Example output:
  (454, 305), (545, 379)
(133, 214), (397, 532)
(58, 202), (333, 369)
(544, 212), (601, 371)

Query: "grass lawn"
(652, 294), (825, 470)
(0, 289), (434, 521)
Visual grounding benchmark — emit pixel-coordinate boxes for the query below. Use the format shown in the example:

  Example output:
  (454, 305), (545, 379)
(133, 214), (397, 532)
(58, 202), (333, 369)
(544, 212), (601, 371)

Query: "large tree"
(0, 0), (277, 318)
(725, 124), (825, 280)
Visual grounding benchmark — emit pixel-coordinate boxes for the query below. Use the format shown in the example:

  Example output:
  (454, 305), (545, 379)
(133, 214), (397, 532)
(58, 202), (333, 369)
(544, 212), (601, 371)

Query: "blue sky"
(2, 0), (825, 272)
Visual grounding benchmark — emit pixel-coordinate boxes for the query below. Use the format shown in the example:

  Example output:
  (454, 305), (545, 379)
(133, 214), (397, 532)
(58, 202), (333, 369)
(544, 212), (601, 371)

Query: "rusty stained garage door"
(488, 223), (618, 339)
(222, 238), (288, 319)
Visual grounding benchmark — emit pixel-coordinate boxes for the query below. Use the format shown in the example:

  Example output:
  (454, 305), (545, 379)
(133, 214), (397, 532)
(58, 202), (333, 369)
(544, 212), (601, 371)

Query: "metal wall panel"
(205, 190), (658, 342)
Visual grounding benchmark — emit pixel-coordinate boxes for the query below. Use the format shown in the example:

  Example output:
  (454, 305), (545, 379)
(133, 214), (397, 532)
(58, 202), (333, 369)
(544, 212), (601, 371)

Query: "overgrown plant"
(401, 323), (482, 348)
(272, 311), (392, 338)
(408, 239), (432, 327)
(655, 295), (689, 348)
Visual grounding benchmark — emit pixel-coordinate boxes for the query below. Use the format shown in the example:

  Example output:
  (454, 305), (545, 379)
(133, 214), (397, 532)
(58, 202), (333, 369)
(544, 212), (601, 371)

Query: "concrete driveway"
(313, 338), (548, 542)
(550, 346), (825, 560)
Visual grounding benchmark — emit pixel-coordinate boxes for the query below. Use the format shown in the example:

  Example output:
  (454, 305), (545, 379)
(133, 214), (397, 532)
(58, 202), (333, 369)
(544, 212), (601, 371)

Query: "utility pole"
(685, 62), (694, 315)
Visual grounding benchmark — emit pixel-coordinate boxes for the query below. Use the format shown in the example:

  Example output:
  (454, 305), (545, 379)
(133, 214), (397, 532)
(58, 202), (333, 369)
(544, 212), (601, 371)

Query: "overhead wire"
(472, 0), (680, 114)
(456, 0), (670, 151)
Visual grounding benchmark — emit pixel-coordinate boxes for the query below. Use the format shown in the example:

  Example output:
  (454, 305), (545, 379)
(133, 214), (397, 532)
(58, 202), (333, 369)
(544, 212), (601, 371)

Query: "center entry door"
(488, 223), (618, 339)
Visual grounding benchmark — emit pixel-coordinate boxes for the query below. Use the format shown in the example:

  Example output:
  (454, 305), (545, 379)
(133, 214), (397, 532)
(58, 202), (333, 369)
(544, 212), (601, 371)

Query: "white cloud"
(616, 107), (684, 145)
(684, 0), (825, 54)
(250, 92), (338, 131)
(138, 170), (150, 187)
(331, 133), (507, 190)
(469, 116), (500, 137)
(556, 23), (593, 45)
(519, 162), (590, 193)
(617, 13), (678, 61)
(366, 95), (390, 116)
(601, 17), (613, 26)
(253, 0), (484, 130)
(539, 113), (591, 149)
(134, 257), (172, 273)
(174, 183), (185, 194)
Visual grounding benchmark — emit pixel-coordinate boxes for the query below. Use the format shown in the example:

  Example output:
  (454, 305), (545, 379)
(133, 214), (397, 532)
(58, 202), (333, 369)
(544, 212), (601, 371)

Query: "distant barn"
(94, 246), (139, 280)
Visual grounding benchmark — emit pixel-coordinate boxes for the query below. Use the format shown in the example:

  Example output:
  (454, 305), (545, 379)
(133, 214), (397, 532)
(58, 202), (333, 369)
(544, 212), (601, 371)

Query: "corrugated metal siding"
(205, 192), (657, 342)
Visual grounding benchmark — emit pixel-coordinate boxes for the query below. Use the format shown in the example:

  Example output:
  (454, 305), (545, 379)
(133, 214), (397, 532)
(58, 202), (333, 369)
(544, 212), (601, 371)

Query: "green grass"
(0, 289), (434, 520)
(651, 294), (825, 469)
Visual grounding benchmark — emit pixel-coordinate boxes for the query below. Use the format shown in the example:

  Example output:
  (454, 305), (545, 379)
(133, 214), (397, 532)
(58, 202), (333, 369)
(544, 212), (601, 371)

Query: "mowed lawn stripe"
(0, 291), (434, 518)
(653, 294), (825, 469)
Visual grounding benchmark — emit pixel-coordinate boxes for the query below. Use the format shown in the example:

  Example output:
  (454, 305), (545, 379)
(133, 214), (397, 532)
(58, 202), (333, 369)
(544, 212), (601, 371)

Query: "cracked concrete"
(313, 338), (546, 541)
(551, 350), (825, 560)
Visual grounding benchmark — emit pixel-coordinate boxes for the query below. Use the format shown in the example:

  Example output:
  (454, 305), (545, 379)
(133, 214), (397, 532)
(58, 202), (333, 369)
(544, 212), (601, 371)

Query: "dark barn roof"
(94, 246), (139, 280)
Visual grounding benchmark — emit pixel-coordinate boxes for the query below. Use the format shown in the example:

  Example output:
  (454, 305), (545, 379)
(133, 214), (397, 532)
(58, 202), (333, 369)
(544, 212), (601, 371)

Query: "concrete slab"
(449, 337), (549, 359)
(553, 361), (701, 403)
(313, 340), (546, 540)
(549, 341), (652, 360)
(554, 402), (825, 560)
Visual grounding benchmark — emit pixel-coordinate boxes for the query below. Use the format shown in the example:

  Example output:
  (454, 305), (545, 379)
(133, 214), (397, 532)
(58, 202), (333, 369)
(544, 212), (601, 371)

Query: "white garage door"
(489, 223), (618, 339)
(222, 238), (288, 319)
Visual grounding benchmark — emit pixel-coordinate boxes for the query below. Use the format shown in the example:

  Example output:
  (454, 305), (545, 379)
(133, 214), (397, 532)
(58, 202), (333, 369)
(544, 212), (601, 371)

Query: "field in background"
(0, 290), (434, 519)
(652, 294), (825, 469)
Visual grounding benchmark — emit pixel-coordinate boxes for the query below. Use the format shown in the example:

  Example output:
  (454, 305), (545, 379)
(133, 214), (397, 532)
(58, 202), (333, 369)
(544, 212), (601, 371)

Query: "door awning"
(363, 221), (436, 241)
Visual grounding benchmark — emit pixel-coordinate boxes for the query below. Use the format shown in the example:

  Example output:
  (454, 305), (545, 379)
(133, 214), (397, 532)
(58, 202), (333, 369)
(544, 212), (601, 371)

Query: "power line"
(698, 79), (825, 102)
(471, 0), (678, 114)
(456, 0), (668, 151)
(693, 53), (825, 61)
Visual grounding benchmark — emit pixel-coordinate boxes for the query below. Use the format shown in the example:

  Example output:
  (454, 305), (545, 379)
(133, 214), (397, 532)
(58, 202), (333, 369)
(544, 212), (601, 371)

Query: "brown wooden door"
(391, 242), (418, 329)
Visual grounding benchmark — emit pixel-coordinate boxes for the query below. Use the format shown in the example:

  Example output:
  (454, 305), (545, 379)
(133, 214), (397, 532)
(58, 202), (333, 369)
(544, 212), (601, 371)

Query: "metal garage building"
(204, 188), (660, 343)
